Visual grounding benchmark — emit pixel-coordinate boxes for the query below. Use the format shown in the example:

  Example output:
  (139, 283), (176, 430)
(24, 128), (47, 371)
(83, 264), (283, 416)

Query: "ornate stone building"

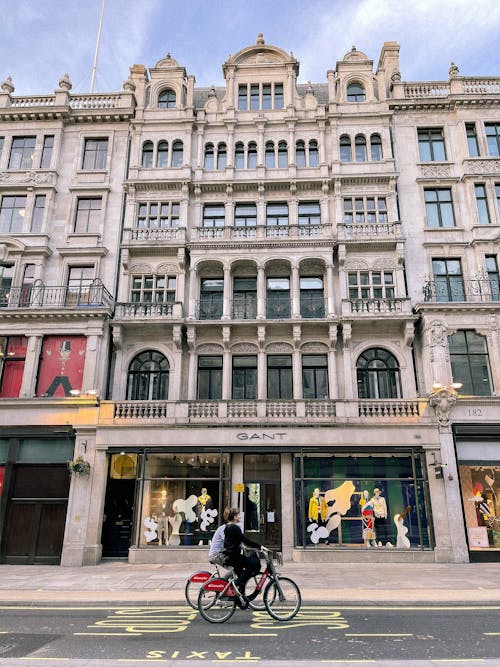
(0, 37), (499, 566)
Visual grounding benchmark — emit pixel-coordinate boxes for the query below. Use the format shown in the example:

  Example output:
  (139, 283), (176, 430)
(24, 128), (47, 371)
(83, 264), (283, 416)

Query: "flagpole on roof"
(90, 0), (105, 93)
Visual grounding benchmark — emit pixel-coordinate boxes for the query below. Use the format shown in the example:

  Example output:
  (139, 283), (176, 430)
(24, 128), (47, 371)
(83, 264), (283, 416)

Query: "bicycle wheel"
(185, 571), (213, 609)
(198, 587), (236, 623)
(263, 576), (301, 621)
(247, 575), (266, 611)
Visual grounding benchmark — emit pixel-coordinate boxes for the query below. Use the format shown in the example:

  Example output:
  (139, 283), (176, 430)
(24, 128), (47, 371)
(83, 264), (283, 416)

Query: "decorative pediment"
(155, 53), (181, 69)
(224, 34), (299, 74)
(342, 46), (370, 62)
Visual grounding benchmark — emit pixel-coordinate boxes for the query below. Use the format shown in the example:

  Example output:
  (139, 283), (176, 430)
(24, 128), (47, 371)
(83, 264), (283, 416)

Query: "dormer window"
(158, 88), (176, 108)
(346, 82), (365, 102)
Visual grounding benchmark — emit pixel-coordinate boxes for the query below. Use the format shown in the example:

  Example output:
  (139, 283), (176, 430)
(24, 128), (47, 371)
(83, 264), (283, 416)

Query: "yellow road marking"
(73, 632), (141, 636)
(321, 662), (377, 664)
(484, 632), (500, 635)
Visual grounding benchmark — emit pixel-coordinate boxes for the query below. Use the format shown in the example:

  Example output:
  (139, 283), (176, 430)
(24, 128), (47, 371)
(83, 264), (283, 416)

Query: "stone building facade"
(0, 37), (499, 566)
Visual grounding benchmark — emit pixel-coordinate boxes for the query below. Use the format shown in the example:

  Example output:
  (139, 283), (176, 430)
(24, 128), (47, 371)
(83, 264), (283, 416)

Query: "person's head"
(313, 488), (320, 497)
(373, 488), (381, 496)
(223, 507), (240, 523)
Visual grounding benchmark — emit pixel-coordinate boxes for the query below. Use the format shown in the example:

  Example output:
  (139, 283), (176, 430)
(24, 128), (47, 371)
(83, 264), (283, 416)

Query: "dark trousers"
(374, 516), (391, 543)
(230, 553), (261, 593)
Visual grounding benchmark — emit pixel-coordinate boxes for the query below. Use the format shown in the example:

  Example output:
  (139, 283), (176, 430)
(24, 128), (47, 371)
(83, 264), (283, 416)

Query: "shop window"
(197, 355), (222, 399)
(126, 350), (169, 400)
(302, 354), (328, 399)
(267, 354), (292, 399)
(459, 464), (500, 552)
(36, 335), (86, 397)
(294, 452), (431, 549)
(0, 336), (27, 397)
(232, 355), (257, 399)
(448, 330), (492, 396)
(356, 347), (401, 399)
(139, 452), (230, 548)
(300, 277), (325, 318)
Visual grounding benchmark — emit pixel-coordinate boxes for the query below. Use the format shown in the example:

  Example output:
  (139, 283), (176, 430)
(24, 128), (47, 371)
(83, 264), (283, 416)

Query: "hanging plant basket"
(68, 456), (91, 476)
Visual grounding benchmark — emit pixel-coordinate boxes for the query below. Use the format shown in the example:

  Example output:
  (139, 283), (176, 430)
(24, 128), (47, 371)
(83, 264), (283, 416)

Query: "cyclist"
(223, 507), (265, 601)
(208, 507), (229, 563)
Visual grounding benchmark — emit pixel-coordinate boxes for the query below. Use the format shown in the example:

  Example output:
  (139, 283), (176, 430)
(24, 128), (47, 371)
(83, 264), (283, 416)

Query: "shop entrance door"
(243, 454), (281, 550)
(101, 478), (136, 557)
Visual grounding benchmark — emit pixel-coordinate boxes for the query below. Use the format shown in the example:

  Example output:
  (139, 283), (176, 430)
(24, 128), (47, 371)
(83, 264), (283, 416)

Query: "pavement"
(1, 558), (500, 605)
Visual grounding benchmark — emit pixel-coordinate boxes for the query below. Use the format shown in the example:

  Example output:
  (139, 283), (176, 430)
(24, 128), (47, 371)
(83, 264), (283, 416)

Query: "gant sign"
(236, 432), (287, 441)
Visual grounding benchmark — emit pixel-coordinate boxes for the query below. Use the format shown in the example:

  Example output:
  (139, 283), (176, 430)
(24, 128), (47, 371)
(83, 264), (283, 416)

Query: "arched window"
(356, 348), (401, 399)
(217, 143), (227, 170)
(235, 142), (245, 169)
(370, 134), (383, 161)
(141, 141), (153, 168)
(295, 140), (306, 167)
(204, 143), (214, 170)
(347, 82), (366, 102)
(308, 140), (319, 167)
(126, 350), (170, 400)
(355, 135), (367, 162)
(340, 135), (352, 162)
(158, 88), (176, 108)
(247, 142), (257, 169)
(278, 141), (288, 168)
(265, 141), (275, 168)
(157, 141), (169, 168)
(171, 140), (183, 167)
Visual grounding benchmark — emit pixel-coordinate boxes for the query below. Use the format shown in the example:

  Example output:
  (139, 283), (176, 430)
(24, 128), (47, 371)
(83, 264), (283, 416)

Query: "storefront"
(456, 425), (500, 562)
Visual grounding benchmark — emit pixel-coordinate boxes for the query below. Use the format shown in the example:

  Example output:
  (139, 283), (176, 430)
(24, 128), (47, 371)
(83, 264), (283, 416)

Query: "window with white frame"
(238, 82), (284, 110)
(130, 274), (177, 303)
(136, 202), (179, 228)
(343, 196), (388, 224)
(348, 270), (395, 301)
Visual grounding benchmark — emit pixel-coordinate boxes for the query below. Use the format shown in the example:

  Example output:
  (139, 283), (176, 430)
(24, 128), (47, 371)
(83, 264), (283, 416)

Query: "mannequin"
(197, 488), (213, 545)
(361, 490), (377, 548)
(308, 488), (327, 525)
(371, 488), (391, 547)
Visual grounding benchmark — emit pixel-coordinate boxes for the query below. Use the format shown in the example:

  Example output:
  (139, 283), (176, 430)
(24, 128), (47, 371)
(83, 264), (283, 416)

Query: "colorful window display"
(459, 465), (500, 550)
(36, 335), (86, 397)
(294, 452), (432, 549)
(137, 453), (230, 547)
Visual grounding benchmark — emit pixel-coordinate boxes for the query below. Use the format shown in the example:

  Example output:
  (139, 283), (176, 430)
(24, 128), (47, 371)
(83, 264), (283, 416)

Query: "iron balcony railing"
(0, 280), (113, 309)
(423, 278), (500, 303)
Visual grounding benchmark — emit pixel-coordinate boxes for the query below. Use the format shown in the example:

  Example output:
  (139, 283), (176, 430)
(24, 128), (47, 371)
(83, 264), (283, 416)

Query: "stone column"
(20, 334), (43, 398)
(342, 323), (353, 399)
(291, 265), (300, 318)
(222, 347), (231, 400)
(258, 347), (266, 399)
(222, 265), (231, 320)
(326, 263), (335, 317)
(424, 318), (452, 390)
(280, 453), (294, 561)
(257, 265), (266, 319)
(293, 347), (302, 400)
(188, 267), (198, 319)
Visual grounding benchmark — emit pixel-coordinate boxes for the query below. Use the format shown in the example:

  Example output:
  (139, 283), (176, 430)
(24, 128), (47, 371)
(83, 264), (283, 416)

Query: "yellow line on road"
(484, 632), (500, 635)
(431, 661), (486, 663)
(73, 632), (142, 636)
(345, 632), (413, 637)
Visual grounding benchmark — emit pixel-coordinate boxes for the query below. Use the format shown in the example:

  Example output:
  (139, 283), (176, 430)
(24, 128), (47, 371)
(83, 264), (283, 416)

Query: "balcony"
(300, 294), (326, 318)
(423, 278), (500, 303)
(342, 297), (412, 317)
(114, 301), (183, 320)
(190, 223), (333, 243)
(110, 398), (425, 424)
(338, 221), (401, 243)
(232, 298), (257, 320)
(122, 227), (186, 245)
(0, 280), (113, 312)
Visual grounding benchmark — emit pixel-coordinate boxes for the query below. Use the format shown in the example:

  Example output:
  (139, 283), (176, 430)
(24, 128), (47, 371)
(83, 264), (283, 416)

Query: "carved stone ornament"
(123, 77), (136, 92)
(1, 76), (14, 94)
(465, 159), (500, 174)
(231, 343), (259, 354)
(429, 386), (457, 426)
(0, 171), (55, 185)
(58, 73), (72, 91)
(429, 319), (448, 346)
(449, 62), (459, 77)
(391, 71), (401, 83)
(301, 342), (328, 353)
(266, 342), (293, 353)
(196, 343), (224, 354)
(420, 164), (451, 178)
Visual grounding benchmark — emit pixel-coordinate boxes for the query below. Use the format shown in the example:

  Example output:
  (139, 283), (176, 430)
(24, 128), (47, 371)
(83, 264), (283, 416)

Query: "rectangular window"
(485, 123), (500, 157)
(40, 135), (54, 168)
(302, 354), (328, 400)
(8, 136), (36, 169)
(486, 255), (500, 301)
(234, 203), (257, 227)
(233, 277), (257, 319)
(298, 202), (321, 226)
(267, 354), (292, 399)
(0, 336), (27, 398)
(496, 184), (500, 217)
(18, 263), (35, 307)
(343, 197), (387, 224)
(0, 137), (4, 161)
(137, 202), (179, 228)
(31, 194), (46, 233)
(348, 271), (395, 301)
(300, 277), (325, 318)
(197, 356), (222, 399)
(0, 195), (26, 233)
(432, 258), (465, 302)
(262, 84), (272, 110)
(199, 278), (223, 319)
(0, 264), (14, 308)
(74, 197), (102, 233)
(232, 355), (257, 399)
(250, 84), (259, 110)
(238, 84), (248, 110)
(418, 128), (446, 161)
(82, 138), (108, 170)
(266, 277), (290, 319)
(424, 188), (455, 228)
(448, 330), (492, 396)
(274, 83), (284, 109)
(202, 204), (225, 228)
(131, 275), (176, 303)
(466, 123), (479, 157)
(266, 202), (288, 226)
(36, 335), (86, 397)
(474, 184), (490, 224)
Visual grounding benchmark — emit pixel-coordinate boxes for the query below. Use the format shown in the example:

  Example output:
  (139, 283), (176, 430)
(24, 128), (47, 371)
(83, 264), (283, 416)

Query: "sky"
(1, 0), (499, 96)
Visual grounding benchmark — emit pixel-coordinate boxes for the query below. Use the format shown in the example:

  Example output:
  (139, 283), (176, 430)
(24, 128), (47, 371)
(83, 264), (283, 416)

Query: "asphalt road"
(1, 603), (500, 665)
